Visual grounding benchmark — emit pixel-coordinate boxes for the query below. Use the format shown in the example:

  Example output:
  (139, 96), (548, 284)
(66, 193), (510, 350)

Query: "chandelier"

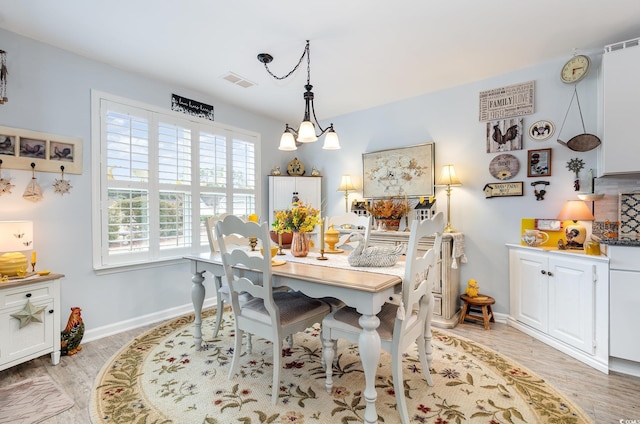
(257, 40), (340, 151)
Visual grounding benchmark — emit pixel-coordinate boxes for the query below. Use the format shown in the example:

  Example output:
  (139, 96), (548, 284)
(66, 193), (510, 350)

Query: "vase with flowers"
(365, 198), (409, 231)
(272, 201), (320, 257)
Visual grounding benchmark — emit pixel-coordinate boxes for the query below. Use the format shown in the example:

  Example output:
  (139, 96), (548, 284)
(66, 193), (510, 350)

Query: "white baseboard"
(83, 297), (218, 343)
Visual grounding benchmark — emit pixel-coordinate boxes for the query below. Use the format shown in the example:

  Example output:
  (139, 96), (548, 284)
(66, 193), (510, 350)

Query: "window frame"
(91, 90), (261, 272)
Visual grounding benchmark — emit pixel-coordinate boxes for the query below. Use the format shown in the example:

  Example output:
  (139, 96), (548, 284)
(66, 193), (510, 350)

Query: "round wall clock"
(286, 157), (305, 176)
(560, 55), (591, 84)
(529, 120), (555, 141)
(489, 154), (520, 180)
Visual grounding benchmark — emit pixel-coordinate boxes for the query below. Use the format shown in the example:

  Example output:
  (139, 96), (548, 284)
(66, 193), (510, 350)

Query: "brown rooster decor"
(61, 307), (85, 356)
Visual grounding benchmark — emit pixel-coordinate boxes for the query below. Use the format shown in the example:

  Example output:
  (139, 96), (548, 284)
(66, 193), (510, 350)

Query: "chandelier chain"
(262, 41), (310, 81)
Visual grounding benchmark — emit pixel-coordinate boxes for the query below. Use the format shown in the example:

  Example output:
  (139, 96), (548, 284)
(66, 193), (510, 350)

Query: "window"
(91, 91), (260, 269)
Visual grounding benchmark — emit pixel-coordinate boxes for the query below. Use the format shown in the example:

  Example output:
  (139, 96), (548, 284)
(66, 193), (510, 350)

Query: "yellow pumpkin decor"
(0, 252), (28, 276)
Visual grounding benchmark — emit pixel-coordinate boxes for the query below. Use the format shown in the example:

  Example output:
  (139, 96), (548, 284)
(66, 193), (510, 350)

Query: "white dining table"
(184, 251), (403, 424)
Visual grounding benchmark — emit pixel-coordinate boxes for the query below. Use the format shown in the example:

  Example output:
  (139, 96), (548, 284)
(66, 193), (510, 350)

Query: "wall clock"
(560, 55), (591, 84)
(489, 154), (519, 180)
(286, 157), (305, 176)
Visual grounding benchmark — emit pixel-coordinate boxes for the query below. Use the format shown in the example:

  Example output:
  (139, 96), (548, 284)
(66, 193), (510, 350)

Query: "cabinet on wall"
(601, 38), (640, 175)
(508, 245), (609, 372)
(268, 176), (322, 226)
(346, 230), (461, 328)
(0, 274), (63, 371)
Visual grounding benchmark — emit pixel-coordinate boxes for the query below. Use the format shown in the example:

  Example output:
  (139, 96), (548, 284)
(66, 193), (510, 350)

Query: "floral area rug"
(90, 307), (592, 423)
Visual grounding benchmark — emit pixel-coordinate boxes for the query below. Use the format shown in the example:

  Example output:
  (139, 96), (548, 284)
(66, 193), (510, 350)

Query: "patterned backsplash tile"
(619, 192), (640, 240)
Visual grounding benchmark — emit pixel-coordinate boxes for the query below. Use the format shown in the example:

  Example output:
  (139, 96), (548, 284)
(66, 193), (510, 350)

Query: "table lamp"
(557, 200), (594, 249)
(337, 174), (356, 213)
(435, 164), (462, 233)
(0, 221), (33, 276)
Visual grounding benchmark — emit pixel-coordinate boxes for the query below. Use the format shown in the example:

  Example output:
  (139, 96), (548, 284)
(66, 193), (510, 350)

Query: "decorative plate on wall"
(489, 154), (520, 180)
(529, 120), (555, 141)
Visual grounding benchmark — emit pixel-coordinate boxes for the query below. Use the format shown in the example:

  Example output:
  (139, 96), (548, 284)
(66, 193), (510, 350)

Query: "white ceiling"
(1, 1), (640, 124)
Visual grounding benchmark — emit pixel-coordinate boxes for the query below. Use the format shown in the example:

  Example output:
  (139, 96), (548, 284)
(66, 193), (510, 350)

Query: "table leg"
(359, 313), (381, 424)
(191, 270), (206, 350)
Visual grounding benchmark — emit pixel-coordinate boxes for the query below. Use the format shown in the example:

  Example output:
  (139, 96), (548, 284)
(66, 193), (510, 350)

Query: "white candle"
(320, 217), (325, 250)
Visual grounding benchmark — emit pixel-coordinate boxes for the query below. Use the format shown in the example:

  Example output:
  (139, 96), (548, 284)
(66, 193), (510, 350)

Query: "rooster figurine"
(61, 307), (85, 356)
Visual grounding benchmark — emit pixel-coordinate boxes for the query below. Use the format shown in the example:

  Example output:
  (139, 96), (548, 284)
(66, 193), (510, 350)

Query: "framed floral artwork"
(362, 142), (435, 198)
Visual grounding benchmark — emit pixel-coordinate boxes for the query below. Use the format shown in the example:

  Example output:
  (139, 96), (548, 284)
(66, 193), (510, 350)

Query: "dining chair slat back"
(215, 214), (331, 405)
(321, 212), (445, 424)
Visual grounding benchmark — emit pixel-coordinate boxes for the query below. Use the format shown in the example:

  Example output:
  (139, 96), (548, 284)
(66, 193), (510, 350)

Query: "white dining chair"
(205, 215), (253, 344)
(215, 214), (331, 404)
(321, 212), (444, 424)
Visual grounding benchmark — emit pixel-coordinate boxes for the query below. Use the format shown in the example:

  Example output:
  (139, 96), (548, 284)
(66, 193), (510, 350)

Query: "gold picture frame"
(0, 125), (82, 174)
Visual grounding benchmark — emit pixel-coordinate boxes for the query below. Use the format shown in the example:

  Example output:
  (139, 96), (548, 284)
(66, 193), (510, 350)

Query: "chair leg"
(391, 347), (410, 424)
(322, 337), (336, 392)
(228, 327), (243, 380)
(213, 297), (224, 337)
(271, 340), (282, 405)
(417, 336), (434, 387)
(246, 333), (253, 353)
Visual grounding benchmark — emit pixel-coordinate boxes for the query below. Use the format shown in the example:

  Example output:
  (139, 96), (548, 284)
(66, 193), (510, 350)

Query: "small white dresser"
(0, 273), (63, 371)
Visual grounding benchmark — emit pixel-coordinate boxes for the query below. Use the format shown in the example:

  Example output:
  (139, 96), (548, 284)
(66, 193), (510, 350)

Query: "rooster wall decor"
(487, 118), (523, 152)
(61, 306), (85, 356)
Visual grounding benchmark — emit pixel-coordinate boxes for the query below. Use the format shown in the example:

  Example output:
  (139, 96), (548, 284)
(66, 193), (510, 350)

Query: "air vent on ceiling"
(222, 72), (255, 88)
(605, 37), (640, 53)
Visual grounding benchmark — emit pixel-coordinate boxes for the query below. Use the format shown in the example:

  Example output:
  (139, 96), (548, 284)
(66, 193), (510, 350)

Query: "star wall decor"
(10, 299), (46, 329)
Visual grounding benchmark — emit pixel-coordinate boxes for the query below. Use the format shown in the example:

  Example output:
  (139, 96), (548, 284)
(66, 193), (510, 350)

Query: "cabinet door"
(0, 300), (54, 364)
(294, 177), (321, 208)
(610, 269), (640, 362)
(509, 250), (548, 331)
(268, 177), (322, 226)
(602, 45), (640, 175)
(548, 257), (595, 354)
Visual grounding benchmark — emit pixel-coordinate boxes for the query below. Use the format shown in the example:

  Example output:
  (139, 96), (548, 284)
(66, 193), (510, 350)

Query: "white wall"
(0, 29), (284, 337)
(1, 28), (604, 336)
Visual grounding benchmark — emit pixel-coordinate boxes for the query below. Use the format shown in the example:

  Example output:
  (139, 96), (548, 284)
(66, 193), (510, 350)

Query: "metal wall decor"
(566, 158), (585, 191)
(530, 181), (550, 201)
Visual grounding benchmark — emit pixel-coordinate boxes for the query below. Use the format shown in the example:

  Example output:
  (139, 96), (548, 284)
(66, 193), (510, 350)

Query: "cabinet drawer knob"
(547, 272), (553, 277)
(25, 293), (32, 297)
(48, 309), (54, 314)
(541, 270), (547, 275)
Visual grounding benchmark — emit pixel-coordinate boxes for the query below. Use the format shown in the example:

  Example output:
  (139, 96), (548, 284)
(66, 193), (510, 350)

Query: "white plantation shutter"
(93, 92), (260, 269)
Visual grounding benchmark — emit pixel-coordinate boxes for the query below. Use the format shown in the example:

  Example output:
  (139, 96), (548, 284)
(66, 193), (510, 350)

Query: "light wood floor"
(1, 318), (639, 423)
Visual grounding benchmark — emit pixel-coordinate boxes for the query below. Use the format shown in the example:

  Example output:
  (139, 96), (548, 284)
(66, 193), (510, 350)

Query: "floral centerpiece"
(365, 198), (408, 230)
(272, 201), (320, 257)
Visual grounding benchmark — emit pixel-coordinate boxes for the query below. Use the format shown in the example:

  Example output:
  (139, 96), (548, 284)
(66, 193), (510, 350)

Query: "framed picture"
(0, 125), (82, 174)
(486, 118), (523, 153)
(362, 142), (435, 198)
(483, 181), (524, 198)
(527, 148), (552, 177)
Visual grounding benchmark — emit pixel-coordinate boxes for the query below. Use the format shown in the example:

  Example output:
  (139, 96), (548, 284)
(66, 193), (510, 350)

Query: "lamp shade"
(278, 132), (297, 151)
(0, 221), (33, 252)
(337, 175), (356, 192)
(322, 129), (341, 150)
(557, 200), (595, 221)
(297, 121), (318, 143)
(436, 164), (462, 186)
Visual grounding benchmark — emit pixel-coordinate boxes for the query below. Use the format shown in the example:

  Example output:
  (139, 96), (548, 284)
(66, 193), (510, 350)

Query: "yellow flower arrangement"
(365, 198), (408, 219)
(272, 201), (320, 233)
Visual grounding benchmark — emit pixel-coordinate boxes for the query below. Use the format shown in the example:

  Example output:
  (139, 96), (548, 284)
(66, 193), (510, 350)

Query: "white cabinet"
(268, 176), (322, 226)
(508, 246), (609, 373)
(601, 38), (640, 175)
(0, 274), (63, 371)
(608, 245), (640, 377)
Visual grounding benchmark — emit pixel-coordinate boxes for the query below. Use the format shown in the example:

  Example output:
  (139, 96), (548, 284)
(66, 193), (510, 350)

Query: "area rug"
(0, 374), (74, 424)
(90, 308), (593, 423)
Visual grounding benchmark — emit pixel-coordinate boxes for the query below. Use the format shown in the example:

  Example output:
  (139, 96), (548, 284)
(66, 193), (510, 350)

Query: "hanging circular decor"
(528, 120), (555, 141)
(489, 154), (520, 180)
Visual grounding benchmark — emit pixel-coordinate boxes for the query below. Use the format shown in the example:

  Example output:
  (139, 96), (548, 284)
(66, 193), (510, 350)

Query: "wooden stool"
(459, 294), (495, 330)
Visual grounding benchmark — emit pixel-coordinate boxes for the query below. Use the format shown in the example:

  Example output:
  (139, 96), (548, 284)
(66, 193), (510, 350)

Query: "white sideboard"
(507, 245), (609, 373)
(0, 274), (63, 371)
(351, 230), (461, 328)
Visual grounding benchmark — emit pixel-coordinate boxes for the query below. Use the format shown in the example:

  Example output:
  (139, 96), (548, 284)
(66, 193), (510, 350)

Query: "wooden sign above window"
(171, 94), (214, 121)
